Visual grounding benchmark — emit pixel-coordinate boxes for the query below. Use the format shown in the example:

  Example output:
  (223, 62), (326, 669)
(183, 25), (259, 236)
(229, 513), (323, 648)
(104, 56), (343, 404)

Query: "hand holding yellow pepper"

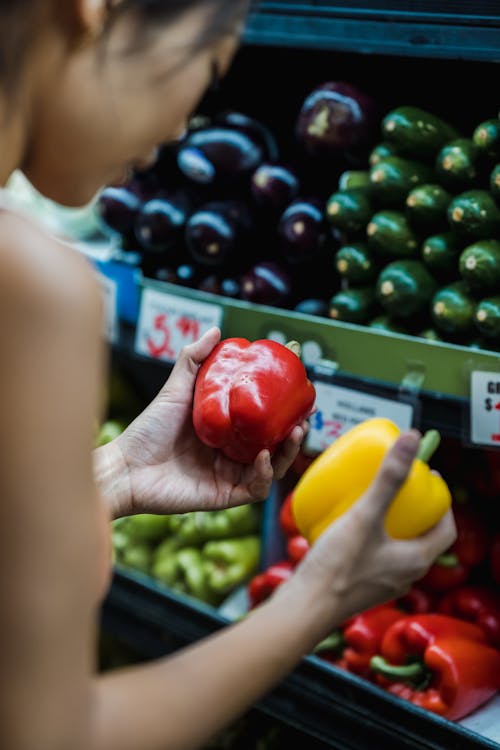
(291, 418), (452, 543)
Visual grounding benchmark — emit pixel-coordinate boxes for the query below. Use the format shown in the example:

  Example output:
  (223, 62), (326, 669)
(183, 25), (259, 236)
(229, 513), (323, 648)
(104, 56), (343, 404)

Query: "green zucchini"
(473, 119), (500, 162)
(405, 183), (452, 233)
(459, 240), (500, 292)
(421, 232), (462, 278)
(326, 189), (373, 236)
(367, 210), (420, 259)
(338, 170), (371, 193)
(369, 157), (434, 207)
(431, 281), (476, 338)
(418, 328), (443, 342)
(490, 164), (500, 203)
(329, 287), (377, 324)
(474, 296), (500, 340)
(369, 142), (399, 167)
(376, 260), (437, 318)
(448, 190), (500, 240)
(368, 315), (407, 334)
(334, 242), (377, 284)
(435, 138), (479, 190)
(381, 106), (459, 160)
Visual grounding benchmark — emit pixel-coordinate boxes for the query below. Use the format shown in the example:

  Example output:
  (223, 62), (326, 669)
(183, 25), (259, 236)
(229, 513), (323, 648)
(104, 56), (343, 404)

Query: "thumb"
(164, 327), (221, 394)
(357, 429), (421, 521)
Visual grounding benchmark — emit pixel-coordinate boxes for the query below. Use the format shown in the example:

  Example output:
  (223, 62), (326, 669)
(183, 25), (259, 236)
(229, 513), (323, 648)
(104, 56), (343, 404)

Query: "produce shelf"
(244, 2), (500, 61)
(102, 567), (500, 750)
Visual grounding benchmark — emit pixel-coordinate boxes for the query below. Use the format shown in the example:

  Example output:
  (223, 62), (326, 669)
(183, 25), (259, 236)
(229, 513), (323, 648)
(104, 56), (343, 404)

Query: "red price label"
(135, 287), (223, 363)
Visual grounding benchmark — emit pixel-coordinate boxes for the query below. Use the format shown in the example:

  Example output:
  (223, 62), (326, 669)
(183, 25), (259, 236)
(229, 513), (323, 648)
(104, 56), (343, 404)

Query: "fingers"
(246, 450), (274, 501)
(162, 327), (221, 395)
(356, 430), (421, 521)
(272, 425), (306, 480)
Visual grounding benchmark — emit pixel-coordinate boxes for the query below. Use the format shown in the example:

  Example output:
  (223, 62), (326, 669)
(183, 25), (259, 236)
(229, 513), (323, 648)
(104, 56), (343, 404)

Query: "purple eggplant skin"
(177, 127), (265, 185)
(135, 195), (189, 255)
(152, 267), (178, 284)
(250, 163), (300, 214)
(293, 298), (329, 317)
(185, 200), (251, 268)
(197, 275), (241, 299)
(215, 110), (280, 162)
(96, 186), (142, 240)
(295, 82), (376, 154)
(277, 197), (326, 264)
(239, 261), (292, 307)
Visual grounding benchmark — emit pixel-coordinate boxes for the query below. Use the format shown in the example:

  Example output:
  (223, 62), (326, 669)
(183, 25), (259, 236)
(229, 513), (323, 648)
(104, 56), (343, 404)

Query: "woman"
(0, 2), (456, 749)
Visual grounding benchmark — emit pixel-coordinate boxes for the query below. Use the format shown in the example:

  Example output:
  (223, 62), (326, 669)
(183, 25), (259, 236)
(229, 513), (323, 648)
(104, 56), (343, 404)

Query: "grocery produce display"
(95, 84), (500, 352)
(246, 433), (500, 723)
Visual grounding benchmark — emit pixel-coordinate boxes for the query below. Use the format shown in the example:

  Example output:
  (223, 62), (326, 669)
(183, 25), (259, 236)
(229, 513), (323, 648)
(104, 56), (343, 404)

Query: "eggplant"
(250, 163), (300, 214)
(152, 267), (177, 284)
(295, 82), (376, 154)
(185, 200), (251, 267)
(293, 298), (329, 317)
(198, 275), (241, 299)
(96, 186), (142, 241)
(215, 110), (280, 162)
(277, 198), (326, 264)
(177, 127), (264, 186)
(175, 263), (201, 287)
(240, 261), (292, 307)
(135, 194), (189, 255)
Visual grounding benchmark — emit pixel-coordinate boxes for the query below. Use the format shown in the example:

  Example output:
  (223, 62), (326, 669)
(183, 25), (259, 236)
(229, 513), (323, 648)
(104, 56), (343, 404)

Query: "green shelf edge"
(139, 275), (500, 400)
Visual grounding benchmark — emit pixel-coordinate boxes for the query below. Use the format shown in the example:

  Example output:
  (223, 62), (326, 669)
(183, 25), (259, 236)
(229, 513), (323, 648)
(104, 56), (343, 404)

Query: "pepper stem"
(312, 631), (345, 655)
(286, 340), (302, 358)
(416, 429), (441, 464)
(370, 656), (425, 682)
(436, 552), (459, 567)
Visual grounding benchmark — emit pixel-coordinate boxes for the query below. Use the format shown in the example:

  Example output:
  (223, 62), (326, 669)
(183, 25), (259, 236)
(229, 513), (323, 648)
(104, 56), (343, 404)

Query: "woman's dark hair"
(0, 0), (251, 88)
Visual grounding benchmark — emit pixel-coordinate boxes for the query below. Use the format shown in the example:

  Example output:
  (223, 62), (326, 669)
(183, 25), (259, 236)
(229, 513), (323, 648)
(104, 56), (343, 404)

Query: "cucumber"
(376, 260), (437, 318)
(369, 156), (434, 207)
(338, 170), (371, 193)
(421, 232), (462, 278)
(368, 315), (407, 334)
(369, 142), (399, 167)
(474, 296), (500, 340)
(431, 281), (476, 338)
(459, 240), (500, 292)
(491, 164), (500, 203)
(329, 287), (377, 324)
(334, 242), (377, 284)
(448, 190), (500, 240)
(405, 183), (452, 233)
(326, 188), (373, 236)
(367, 210), (420, 259)
(381, 106), (459, 160)
(473, 119), (500, 162)
(435, 138), (479, 190)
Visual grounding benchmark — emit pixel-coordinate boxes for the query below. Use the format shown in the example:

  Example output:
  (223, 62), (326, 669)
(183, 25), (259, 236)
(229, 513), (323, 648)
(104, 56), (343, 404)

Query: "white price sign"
(135, 287), (223, 363)
(97, 272), (118, 344)
(470, 371), (500, 447)
(306, 381), (414, 454)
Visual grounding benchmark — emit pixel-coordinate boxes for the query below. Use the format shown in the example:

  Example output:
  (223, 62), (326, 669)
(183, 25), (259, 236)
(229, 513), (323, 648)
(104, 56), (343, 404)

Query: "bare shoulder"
(0, 209), (102, 327)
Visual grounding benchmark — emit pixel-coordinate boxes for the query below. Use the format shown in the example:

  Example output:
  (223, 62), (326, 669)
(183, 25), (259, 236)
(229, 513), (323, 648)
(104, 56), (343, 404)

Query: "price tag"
(306, 381), (414, 454)
(470, 371), (500, 447)
(97, 272), (118, 344)
(135, 287), (223, 363)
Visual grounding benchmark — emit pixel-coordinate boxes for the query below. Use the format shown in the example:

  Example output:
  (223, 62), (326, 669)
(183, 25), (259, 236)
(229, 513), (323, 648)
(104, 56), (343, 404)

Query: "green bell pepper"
(202, 536), (261, 597)
(177, 505), (260, 546)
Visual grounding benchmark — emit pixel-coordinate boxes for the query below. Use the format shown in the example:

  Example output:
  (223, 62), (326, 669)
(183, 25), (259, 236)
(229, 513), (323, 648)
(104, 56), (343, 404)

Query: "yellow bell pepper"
(291, 417), (451, 543)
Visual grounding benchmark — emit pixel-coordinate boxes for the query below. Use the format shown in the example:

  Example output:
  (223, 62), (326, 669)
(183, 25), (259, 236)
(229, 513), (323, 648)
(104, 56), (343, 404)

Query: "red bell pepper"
(397, 586), (436, 614)
(247, 560), (294, 608)
(279, 491), (300, 537)
(287, 534), (310, 565)
(370, 614), (500, 720)
(341, 603), (405, 677)
(418, 505), (489, 593)
(438, 585), (500, 647)
(490, 531), (500, 585)
(193, 338), (316, 464)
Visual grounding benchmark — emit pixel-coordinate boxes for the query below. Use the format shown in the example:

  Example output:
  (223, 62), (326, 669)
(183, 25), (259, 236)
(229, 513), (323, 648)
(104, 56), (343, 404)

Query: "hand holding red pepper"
(193, 337), (315, 464)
